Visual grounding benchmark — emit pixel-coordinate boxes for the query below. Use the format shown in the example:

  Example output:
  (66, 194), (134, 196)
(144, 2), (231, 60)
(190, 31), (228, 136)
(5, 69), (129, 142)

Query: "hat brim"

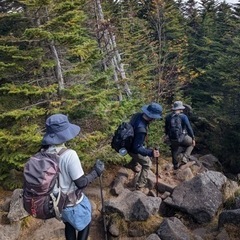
(172, 106), (185, 110)
(141, 105), (162, 119)
(42, 123), (80, 145)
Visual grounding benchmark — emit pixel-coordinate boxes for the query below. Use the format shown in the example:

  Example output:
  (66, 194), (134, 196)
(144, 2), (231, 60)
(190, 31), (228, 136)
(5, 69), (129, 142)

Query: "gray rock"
(148, 169), (175, 191)
(110, 168), (128, 196)
(175, 166), (194, 181)
(215, 228), (230, 240)
(0, 221), (21, 240)
(164, 171), (226, 223)
(160, 191), (171, 200)
(7, 189), (29, 222)
(146, 233), (161, 240)
(198, 154), (223, 171)
(218, 209), (240, 229)
(0, 197), (11, 212)
(108, 221), (120, 237)
(156, 217), (193, 240)
(105, 189), (161, 221)
(130, 196), (161, 221)
(235, 196), (240, 209)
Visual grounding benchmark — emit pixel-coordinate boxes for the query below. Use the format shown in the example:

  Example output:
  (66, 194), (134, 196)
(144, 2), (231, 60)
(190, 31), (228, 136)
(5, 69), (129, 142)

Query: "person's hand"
(153, 149), (160, 158)
(192, 139), (196, 146)
(94, 159), (105, 176)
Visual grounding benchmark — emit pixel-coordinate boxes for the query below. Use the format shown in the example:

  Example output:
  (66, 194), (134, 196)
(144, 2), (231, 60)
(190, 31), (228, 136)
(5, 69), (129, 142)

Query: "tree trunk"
(44, 7), (65, 95)
(94, 0), (131, 101)
(49, 41), (65, 94)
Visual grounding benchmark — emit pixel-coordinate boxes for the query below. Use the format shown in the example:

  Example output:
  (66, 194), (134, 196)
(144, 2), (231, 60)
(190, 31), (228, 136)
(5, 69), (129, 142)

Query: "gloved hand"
(94, 159), (105, 176)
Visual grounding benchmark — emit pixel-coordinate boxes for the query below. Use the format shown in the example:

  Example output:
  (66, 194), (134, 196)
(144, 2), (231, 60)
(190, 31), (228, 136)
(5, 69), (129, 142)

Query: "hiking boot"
(173, 164), (180, 170)
(181, 156), (188, 164)
(176, 153), (183, 163)
(124, 161), (141, 173)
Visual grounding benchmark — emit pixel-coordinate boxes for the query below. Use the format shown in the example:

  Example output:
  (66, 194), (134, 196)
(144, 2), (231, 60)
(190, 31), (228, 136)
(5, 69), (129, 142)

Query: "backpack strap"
(54, 147), (74, 219)
(130, 113), (147, 134)
(40, 147), (68, 156)
(129, 113), (141, 126)
(57, 147), (68, 156)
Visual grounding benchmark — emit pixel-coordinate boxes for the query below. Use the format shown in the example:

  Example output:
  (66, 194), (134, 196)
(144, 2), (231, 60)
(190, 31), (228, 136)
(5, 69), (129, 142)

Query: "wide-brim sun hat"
(42, 114), (80, 145)
(141, 102), (162, 119)
(172, 101), (185, 111)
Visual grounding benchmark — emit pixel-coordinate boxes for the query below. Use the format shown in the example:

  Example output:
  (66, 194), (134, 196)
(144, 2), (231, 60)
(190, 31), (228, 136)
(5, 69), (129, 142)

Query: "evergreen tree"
(137, 0), (189, 103)
(0, 0), (110, 188)
(184, 0), (240, 171)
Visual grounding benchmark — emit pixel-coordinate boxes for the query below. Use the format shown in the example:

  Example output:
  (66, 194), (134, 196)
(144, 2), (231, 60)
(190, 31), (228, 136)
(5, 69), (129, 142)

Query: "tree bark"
(44, 7), (65, 95)
(94, 0), (131, 101)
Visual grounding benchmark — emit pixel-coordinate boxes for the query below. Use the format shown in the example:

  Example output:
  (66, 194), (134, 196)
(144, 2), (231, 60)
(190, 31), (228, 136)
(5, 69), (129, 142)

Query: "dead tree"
(94, 0), (132, 101)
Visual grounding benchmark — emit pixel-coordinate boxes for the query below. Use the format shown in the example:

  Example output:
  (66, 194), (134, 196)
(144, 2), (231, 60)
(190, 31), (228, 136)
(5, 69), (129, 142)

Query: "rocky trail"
(1, 154), (240, 240)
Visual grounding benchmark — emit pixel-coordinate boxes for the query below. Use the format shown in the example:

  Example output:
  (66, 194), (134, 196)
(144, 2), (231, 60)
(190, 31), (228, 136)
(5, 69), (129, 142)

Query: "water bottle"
(119, 147), (127, 156)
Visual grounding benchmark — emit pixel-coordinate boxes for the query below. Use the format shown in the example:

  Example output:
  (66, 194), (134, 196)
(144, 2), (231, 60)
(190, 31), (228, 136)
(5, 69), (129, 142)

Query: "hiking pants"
(128, 152), (151, 188)
(64, 222), (90, 240)
(171, 135), (194, 167)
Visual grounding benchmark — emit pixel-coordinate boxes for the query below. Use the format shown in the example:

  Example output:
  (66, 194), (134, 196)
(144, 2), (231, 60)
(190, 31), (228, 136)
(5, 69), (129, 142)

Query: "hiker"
(124, 102), (162, 191)
(164, 101), (195, 170)
(41, 114), (104, 240)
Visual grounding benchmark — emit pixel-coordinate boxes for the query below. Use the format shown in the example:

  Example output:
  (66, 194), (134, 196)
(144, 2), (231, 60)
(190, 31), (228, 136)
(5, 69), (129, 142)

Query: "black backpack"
(169, 114), (184, 143)
(111, 114), (140, 153)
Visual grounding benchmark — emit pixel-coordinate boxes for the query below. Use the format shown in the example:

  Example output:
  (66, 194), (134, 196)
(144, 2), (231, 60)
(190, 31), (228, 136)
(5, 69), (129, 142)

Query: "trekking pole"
(99, 175), (108, 240)
(155, 147), (159, 197)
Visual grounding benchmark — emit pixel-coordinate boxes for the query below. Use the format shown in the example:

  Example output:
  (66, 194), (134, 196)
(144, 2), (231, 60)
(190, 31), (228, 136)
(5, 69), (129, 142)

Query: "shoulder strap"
(58, 148), (68, 156)
(132, 113), (147, 134)
(129, 113), (141, 126)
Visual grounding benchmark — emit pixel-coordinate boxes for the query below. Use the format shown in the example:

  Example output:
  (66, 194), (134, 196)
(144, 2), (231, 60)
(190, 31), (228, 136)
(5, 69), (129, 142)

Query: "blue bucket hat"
(42, 114), (80, 145)
(141, 102), (162, 119)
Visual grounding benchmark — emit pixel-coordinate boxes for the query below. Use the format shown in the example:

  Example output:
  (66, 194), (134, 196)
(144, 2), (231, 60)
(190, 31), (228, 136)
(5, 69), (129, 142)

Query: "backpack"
(168, 114), (184, 143)
(111, 114), (140, 153)
(23, 148), (68, 220)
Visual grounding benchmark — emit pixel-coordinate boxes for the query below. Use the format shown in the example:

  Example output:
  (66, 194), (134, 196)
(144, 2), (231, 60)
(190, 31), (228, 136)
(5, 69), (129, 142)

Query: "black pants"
(65, 222), (90, 240)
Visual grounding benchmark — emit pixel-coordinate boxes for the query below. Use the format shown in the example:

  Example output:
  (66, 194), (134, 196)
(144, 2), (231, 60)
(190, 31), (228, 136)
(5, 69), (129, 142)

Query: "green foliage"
(183, 0), (240, 169)
(0, 0), (240, 188)
(0, 83), (57, 96)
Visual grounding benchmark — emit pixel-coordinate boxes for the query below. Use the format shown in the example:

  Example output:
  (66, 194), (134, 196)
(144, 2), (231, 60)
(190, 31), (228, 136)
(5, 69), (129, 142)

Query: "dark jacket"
(165, 113), (195, 139)
(129, 113), (153, 157)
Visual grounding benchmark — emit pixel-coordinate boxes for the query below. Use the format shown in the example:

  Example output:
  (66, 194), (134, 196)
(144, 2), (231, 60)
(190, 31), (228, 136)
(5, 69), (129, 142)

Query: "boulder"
(164, 171), (226, 223)
(218, 209), (240, 229)
(110, 168), (129, 196)
(198, 154), (223, 171)
(7, 189), (29, 222)
(146, 233), (161, 240)
(156, 217), (202, 240)
(105, 189), (161, 221)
